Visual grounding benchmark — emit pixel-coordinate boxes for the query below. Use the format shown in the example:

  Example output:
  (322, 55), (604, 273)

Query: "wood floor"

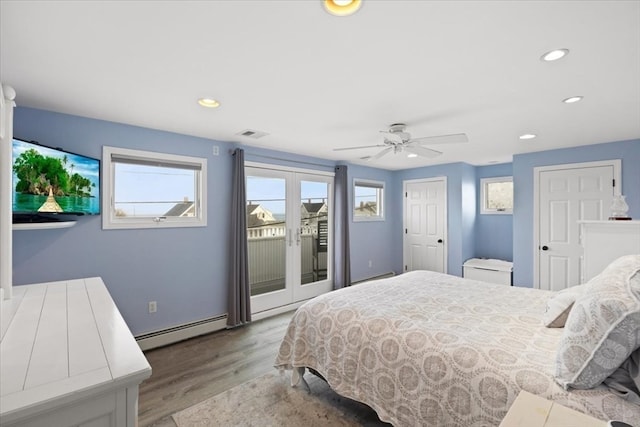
(138, 311), (295, 427)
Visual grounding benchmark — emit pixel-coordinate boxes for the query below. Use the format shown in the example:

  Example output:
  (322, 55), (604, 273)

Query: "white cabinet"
(0, 277), (151, 427)
(463, 258), (513, 286)
(579, 220), (640, 282)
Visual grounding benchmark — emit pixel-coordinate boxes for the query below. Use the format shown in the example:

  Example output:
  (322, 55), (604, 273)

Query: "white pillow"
(555, 254), (640, 390)
(542, 285), (584, 328)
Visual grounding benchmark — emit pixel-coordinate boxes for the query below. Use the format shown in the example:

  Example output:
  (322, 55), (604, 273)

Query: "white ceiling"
(1, 1), (639, 170)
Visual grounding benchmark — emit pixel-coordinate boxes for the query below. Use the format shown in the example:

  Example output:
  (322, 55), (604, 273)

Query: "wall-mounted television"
(12, 138), (100, 221)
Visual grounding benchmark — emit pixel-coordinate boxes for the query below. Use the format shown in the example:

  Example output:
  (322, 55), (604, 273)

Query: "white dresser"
(579, 220), (640, 282)
(0, 277), (151, 427)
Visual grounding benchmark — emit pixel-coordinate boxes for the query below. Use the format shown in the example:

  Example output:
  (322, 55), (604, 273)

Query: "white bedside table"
(500, 391), (606, 427)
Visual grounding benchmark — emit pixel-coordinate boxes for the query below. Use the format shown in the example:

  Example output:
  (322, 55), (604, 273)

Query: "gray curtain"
(333, 165), (351, 289)
(227, 148), (251, 327)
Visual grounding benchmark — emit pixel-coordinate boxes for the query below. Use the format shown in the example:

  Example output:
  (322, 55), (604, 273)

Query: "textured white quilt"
(274, 270), (640, 426)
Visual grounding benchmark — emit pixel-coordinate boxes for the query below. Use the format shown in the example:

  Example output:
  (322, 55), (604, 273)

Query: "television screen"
(12, 138), (100, 215)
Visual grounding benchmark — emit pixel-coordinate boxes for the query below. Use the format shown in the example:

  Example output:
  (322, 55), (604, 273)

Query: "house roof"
(1, 1), (638, 170)
(164, 202), (195, 217)
(302, 202), (326, 214)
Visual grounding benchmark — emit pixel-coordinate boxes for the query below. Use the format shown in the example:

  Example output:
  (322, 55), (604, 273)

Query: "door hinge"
(405, 265), (408, 271)
(405, 192), (407, 197)
(613, 178), (616, 188)
(405, 228), (407, 234)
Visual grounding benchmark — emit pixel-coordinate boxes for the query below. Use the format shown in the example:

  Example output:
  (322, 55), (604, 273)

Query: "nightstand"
(500, 391), (606, 427)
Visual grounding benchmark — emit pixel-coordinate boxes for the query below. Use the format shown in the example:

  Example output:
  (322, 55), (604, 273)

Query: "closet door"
(536, 161), (618, 290)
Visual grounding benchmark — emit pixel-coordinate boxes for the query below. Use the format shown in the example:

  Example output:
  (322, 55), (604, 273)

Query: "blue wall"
(12, 107), (344, 335)
(475, 163), (513, 261)
(12, 107), (639, 334)
(512, 139), (640, 287)
(347, 164), (397, 282)
(394, 163), (475, 277)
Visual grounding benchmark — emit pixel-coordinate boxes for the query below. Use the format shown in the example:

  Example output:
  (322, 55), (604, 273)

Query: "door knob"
(437, 239), (443, 243)
(541, 245), (549, 251)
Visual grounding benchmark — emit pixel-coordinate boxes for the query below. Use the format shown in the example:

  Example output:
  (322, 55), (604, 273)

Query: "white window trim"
(480, 176), (513, 215)
(353, 178), (385, 222)
(102, 146), (207, 229)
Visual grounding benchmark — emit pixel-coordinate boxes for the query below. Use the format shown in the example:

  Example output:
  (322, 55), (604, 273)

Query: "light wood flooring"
(138, 311), (295, 427)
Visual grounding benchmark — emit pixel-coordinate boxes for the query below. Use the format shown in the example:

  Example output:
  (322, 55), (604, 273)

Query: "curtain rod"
(230, 149), (336, 170)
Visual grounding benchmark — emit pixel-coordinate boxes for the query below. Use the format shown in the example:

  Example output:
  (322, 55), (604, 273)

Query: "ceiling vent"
(237, 129), (269, 139)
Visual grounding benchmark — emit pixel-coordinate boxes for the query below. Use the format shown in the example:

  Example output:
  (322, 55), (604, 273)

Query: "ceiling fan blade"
(333, 144), (387, 151)
(405, 145), (442, 158)
(411, 133), (468, 145)
(367, 147), (394, 161)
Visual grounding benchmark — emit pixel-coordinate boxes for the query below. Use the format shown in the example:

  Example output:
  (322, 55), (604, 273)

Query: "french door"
(246, 163), (333, 314)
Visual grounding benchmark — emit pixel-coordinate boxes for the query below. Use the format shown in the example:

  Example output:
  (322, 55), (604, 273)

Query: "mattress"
(274, 270), (640, 426)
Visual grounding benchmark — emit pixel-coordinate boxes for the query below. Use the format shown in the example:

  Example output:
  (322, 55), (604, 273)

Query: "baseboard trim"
(351, 271), (396, 285)
(136, 314), (228, 351)
(251, 300), (306, 322)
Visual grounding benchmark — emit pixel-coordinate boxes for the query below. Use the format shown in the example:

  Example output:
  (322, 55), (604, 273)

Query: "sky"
(246, 176), (329, 215)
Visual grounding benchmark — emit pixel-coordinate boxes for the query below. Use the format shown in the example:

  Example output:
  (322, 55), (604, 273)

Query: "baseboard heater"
(351, 271), (396, 285)
(136, 314), (228, 351)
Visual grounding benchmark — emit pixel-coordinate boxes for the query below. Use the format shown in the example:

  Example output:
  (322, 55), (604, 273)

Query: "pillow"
(555, 254), (640, 390)
(543, 285), (584, 328)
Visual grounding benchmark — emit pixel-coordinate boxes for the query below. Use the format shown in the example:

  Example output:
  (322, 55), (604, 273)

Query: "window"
(481, 176), (513, 214)
(102, 146), (207, 229)
(353, 179), (384, 221)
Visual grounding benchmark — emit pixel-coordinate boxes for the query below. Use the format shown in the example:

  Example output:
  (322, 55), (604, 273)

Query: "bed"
(274, 265), (640, 426)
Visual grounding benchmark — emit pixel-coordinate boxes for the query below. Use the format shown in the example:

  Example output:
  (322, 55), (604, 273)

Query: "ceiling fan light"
(407, 153), (418, 158)
(519, 133), (537, 140)
(323, 0), (362, 16)
(198, 98), (220, 108)
(563, 96), (583, 104)
(541, 49), (569, 62)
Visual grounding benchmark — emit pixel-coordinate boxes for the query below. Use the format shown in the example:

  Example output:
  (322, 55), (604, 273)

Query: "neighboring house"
(354, 201), (378, 217)
(163, 198), (195, 217)
(301, 200), (327, 226)
(247, 203), (283, 237)
(246, 203), (276, 226)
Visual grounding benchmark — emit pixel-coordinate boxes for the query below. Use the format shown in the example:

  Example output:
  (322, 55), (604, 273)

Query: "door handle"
(437, 239), (443, 243)
(295, 228), (301, 246)
(541, 245), (549, 251)
(288, 229), (292, 246)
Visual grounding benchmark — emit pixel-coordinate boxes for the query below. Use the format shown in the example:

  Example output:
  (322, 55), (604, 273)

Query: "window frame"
(102, 146), (207, 229)
(480, 176), (513, 215)
(353, 178), (385, 222)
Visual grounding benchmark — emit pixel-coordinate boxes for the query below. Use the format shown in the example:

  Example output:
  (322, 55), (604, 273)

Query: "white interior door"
(403, 178), (447, 273)
(536, 161), (619, 290)
(246, 164), (333, 314)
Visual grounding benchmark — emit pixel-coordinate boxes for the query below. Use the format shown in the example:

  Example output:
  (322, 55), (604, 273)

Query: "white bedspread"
(274, 270), (640, 426)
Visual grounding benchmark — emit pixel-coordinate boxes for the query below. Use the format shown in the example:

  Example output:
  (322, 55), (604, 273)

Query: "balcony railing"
(248, 234), (326, 295)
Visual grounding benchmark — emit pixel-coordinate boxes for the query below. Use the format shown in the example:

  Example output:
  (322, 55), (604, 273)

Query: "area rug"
(172, 370), (391, 426)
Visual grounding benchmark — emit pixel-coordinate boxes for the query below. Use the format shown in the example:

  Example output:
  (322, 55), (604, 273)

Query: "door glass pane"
(246, 176), (286, 296)
(300, 180), (329, 285)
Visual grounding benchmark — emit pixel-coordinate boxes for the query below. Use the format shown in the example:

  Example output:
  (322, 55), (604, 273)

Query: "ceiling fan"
(334, 123), (468, 161)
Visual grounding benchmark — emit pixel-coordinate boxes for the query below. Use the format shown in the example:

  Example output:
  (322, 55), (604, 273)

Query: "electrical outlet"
(148, 301), (157, 313)
(212, 146), (219, 156)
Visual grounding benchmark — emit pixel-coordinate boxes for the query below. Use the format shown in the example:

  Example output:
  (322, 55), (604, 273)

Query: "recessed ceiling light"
(323, 0), (362, 17)
(563, 96), (583, 104)
(519, 134), (537, 140)
(407, 153), (418, 158)
(541, 49), (569, 62)
(198, 98), (220, 108)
